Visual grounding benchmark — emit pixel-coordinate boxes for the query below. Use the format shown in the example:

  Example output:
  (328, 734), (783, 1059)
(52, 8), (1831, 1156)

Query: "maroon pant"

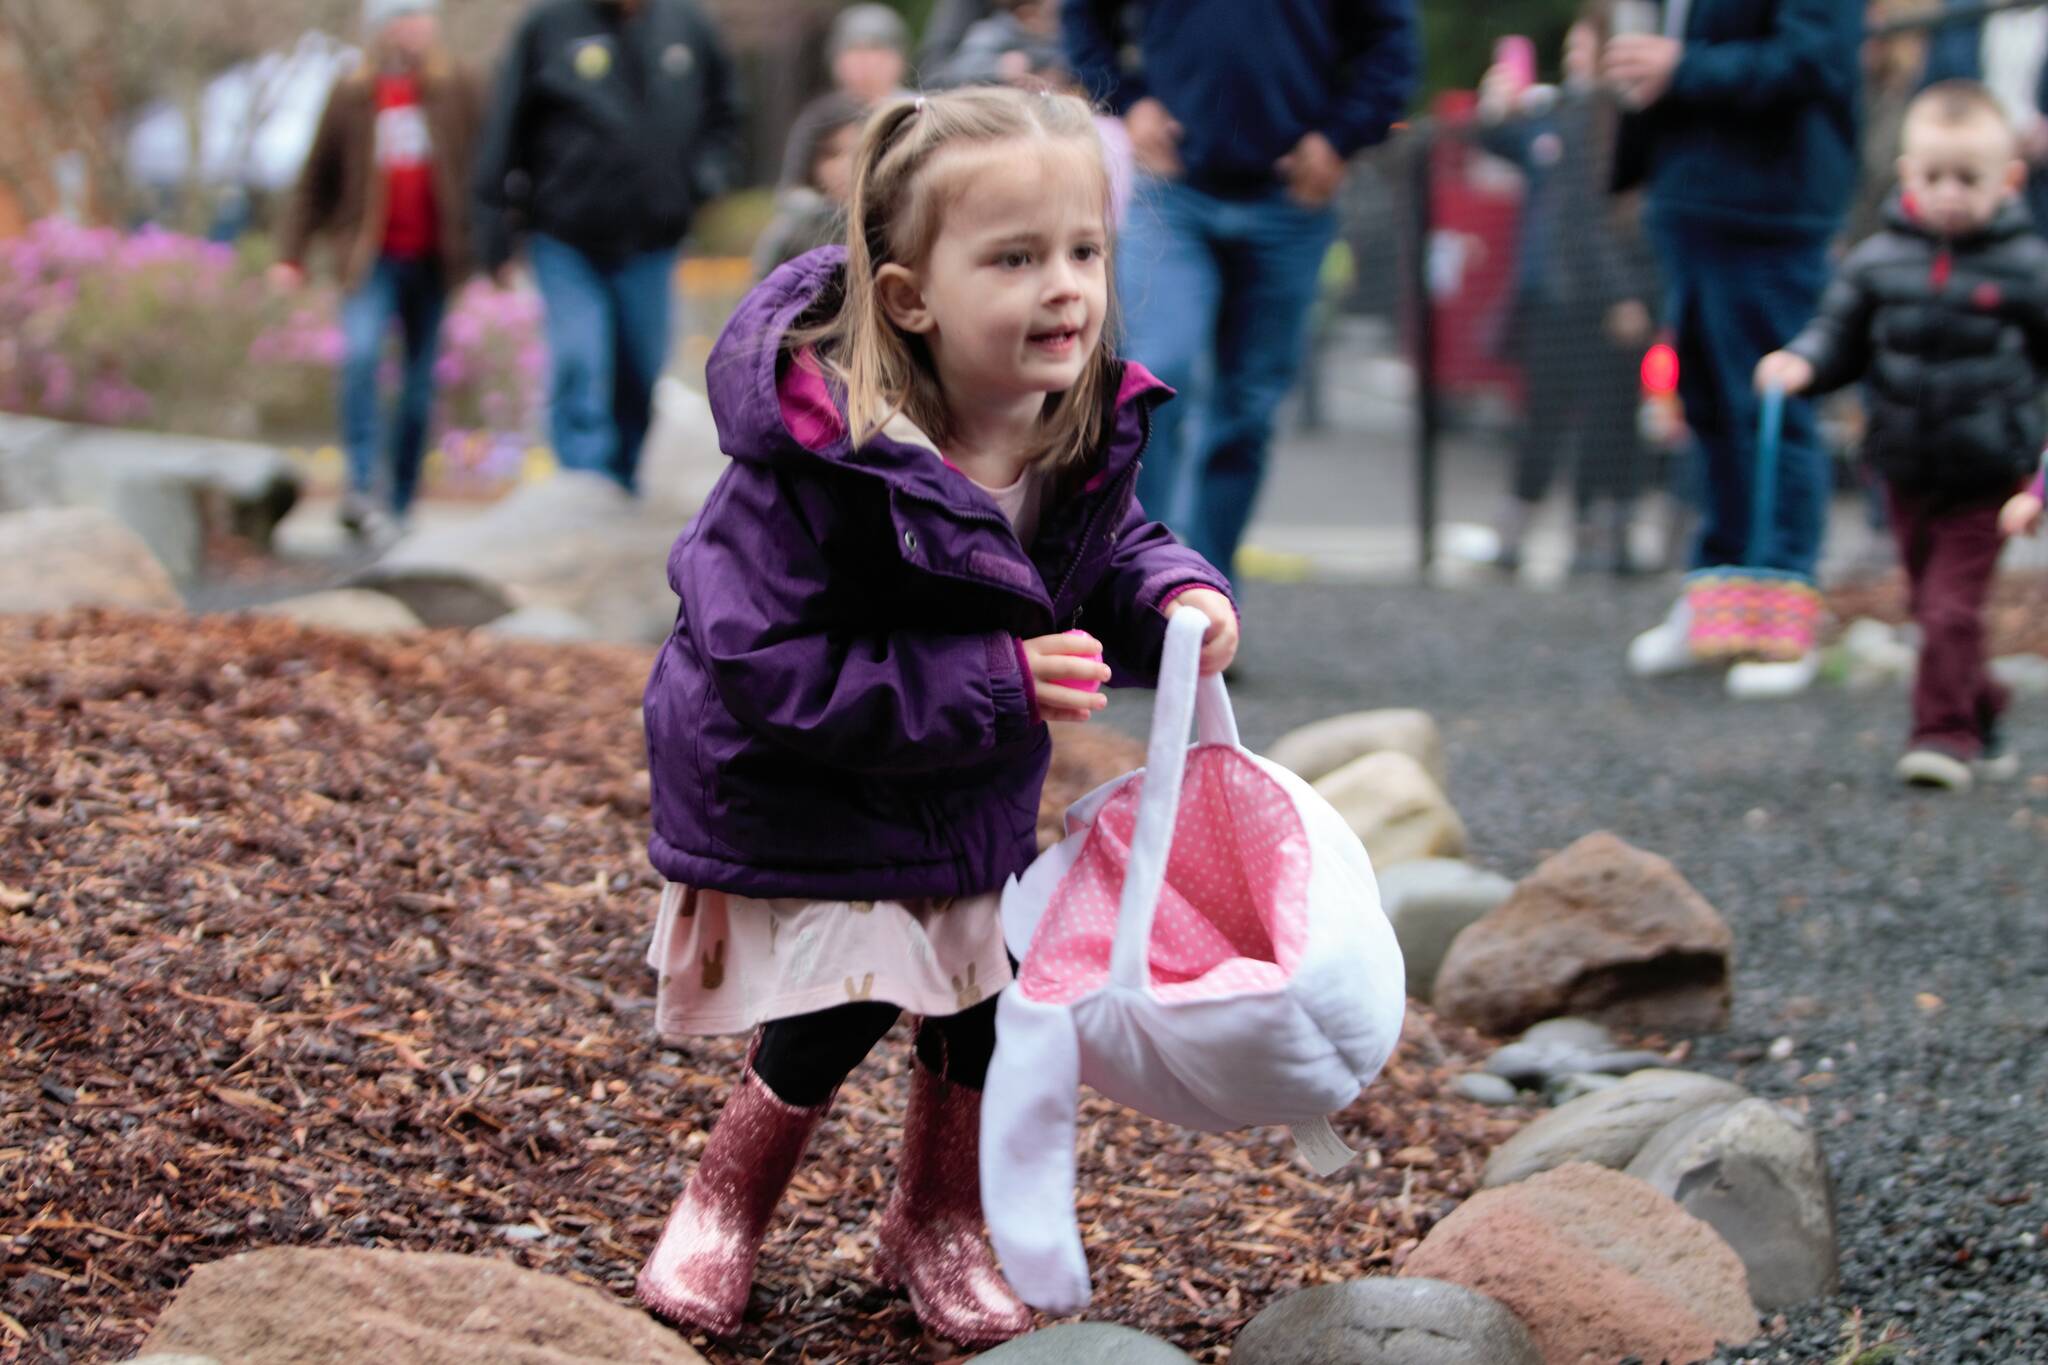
(1887, 487), (2010, 756)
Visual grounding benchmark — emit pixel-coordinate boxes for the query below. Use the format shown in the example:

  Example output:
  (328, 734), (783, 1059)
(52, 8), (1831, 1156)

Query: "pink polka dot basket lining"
(1017, 746), (1310, 1006)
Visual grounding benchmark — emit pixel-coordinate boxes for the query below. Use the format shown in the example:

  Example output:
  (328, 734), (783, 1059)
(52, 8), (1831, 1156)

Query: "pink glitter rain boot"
(873, 1061), (1033, 1346)
(635, 1063), (826, 1336)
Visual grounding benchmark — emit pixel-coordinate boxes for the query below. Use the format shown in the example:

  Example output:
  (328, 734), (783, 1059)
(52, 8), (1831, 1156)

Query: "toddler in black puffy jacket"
(1758, 79), (2048, 791)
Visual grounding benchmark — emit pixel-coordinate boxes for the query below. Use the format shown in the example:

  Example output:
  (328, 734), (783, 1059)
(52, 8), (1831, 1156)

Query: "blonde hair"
(801, 85), (1119, 468)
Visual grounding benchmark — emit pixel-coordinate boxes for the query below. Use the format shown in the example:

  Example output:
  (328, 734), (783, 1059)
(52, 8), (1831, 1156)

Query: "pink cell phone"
(1495, 35), (1537, 92)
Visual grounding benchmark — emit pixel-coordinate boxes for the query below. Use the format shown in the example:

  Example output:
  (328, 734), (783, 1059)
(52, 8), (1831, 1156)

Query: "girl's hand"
(1171, 588), (1239, 676)
(1022, 632), (1111, 723)
(1999, 490), (2044, 538)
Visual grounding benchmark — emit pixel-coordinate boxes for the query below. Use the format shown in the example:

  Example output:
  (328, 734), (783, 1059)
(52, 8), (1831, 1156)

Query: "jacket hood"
(1886, 189), (2035, 245)
(703, 245), (1169, 506)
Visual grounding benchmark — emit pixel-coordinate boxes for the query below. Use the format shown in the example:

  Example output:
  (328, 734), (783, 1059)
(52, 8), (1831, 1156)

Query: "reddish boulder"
(1403, 1162), (1759, 1365)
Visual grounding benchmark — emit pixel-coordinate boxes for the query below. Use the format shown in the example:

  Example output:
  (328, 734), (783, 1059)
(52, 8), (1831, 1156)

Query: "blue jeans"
(529, 234), (677, 492)
(340, 256), (446, 516)
(1117, 178), (1336, 580)
(1651, 215), (1831, 578)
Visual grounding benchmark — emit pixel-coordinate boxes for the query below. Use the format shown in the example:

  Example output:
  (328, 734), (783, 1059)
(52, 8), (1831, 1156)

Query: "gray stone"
(1232, 1278), (1541, 1365)
(1990, 653), (2048, 699)
(251, 589), (424, 635)
(637, 378), (725, 520)
(1626, 1097), (1840, 1310)
(1543, 1071), (1626, 1105)
(0, 507), (183, 614)
(1315, 751), (1468, 870)
(973, 1322), (1195, 1363)
(1267, 708), (1446, 786)
(481, 604), (605, 643)
(0, 418), (300, 574)
(1484, 1014), (1665, 1087)
(353, 471), (679, 641)
(1376, 859), (1514, 1000)
(1837, 617), (1916, 692)
(1482, 1068), (1748, 1188)
(1452, 1072), (1521, 1106)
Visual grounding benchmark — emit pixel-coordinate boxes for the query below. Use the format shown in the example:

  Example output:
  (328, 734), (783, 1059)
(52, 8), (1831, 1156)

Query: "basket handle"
(1107, 606), (1238, 991)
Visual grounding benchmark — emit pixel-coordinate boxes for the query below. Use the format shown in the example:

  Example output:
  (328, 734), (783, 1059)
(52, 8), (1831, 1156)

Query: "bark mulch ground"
(1, 609), (1524, 1364)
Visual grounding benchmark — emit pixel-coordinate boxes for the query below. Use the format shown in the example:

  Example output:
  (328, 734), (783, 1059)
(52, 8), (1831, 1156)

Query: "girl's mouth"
(1028, 328), (1080, 354)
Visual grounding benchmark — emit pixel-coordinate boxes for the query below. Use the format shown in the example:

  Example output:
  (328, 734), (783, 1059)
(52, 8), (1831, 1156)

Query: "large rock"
(0, 417), (299, 575)
(973, 1322), (1195, 1363)
(480, 604), (605, 642)
(1432, 832), (1732, 1036)
(1232, 1278), (1540, 1365)
(1403, 1163), (1760, 1365)
(1482, 1069), (1747, 1188)
(1314, 751), (1467, 869)
(138, 1247), (705, 1364)
(1375, 859), (1514, 1001)
(637, 378), (726, 520)
(0, 507), (183, 613)
(250, 589), (423, 635)
(352, 471), (681, 641)
(1267, 709), (1446, 787)
(1626, 1098), (1839, 1310)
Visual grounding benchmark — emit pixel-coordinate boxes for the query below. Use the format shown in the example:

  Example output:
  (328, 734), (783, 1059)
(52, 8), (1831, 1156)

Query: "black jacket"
(1614, 0), (1860, 241)
(472, 0), (741, 269)
(1788, 195), (2048, 499)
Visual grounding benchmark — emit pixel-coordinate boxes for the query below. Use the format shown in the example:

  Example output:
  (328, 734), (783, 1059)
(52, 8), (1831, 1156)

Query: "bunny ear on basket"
(981, 606), (1409, 1312)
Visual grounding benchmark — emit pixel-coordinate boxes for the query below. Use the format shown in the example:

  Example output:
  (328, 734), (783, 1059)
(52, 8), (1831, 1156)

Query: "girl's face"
(884, 138), (1109, 411)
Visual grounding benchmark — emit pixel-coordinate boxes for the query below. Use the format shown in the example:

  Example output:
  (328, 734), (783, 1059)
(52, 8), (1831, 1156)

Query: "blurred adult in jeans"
(1065, 0), (1420, 584)
(1476, 4), (1658, 576)
(276, 0), (485, 538)
(1607, 0), (1860, 698)
(473, 0), (740, 492)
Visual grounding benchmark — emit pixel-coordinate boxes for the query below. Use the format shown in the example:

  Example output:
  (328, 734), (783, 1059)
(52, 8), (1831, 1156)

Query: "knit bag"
(980, 607), (1407, 1313)
(1685, 386), (1823, 662)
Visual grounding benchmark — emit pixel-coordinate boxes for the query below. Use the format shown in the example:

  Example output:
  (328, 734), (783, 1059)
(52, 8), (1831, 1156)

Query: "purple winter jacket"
(643, 247), (1232, 900)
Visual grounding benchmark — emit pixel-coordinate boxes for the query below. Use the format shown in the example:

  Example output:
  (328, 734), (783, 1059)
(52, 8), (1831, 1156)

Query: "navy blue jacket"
(1614, 0), (1860, 240)
(1062, 0), (1419, 198)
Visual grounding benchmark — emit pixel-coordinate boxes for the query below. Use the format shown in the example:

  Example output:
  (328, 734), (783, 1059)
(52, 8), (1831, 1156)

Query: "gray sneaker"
(338, 489), (378, 540)
(1896, 747), (1972, 791)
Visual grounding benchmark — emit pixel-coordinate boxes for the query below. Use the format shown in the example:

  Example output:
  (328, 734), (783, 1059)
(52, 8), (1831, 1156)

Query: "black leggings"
(752, 996), (999, 1108)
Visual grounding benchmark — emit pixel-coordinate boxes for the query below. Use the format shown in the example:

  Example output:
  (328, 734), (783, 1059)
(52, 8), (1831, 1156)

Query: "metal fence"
(1326, 0), (2048, 583)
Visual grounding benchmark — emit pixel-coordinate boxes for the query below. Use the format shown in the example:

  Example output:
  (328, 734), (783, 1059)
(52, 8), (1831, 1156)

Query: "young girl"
(635, 85), (1238, 1346)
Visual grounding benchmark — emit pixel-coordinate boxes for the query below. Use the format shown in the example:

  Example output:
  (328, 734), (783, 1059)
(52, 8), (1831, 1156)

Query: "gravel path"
(1176, 577), (2048, 1364)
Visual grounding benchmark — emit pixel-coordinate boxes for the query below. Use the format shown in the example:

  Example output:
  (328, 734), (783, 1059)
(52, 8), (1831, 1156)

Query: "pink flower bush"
(0, 218), (544, 492)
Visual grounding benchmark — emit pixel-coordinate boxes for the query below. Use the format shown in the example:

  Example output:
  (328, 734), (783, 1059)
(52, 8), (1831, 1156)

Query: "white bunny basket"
(981, 606), (1407, 1313)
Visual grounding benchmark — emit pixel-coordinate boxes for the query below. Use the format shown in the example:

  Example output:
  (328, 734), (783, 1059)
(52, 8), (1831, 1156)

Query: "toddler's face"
(1900, 116), (2023, 237)
(903, 137), (1110, 406)
(814, 125), (858, 205)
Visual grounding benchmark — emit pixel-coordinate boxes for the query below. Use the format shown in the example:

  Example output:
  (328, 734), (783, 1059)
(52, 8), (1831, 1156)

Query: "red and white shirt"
(374, 73), (438, 259)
